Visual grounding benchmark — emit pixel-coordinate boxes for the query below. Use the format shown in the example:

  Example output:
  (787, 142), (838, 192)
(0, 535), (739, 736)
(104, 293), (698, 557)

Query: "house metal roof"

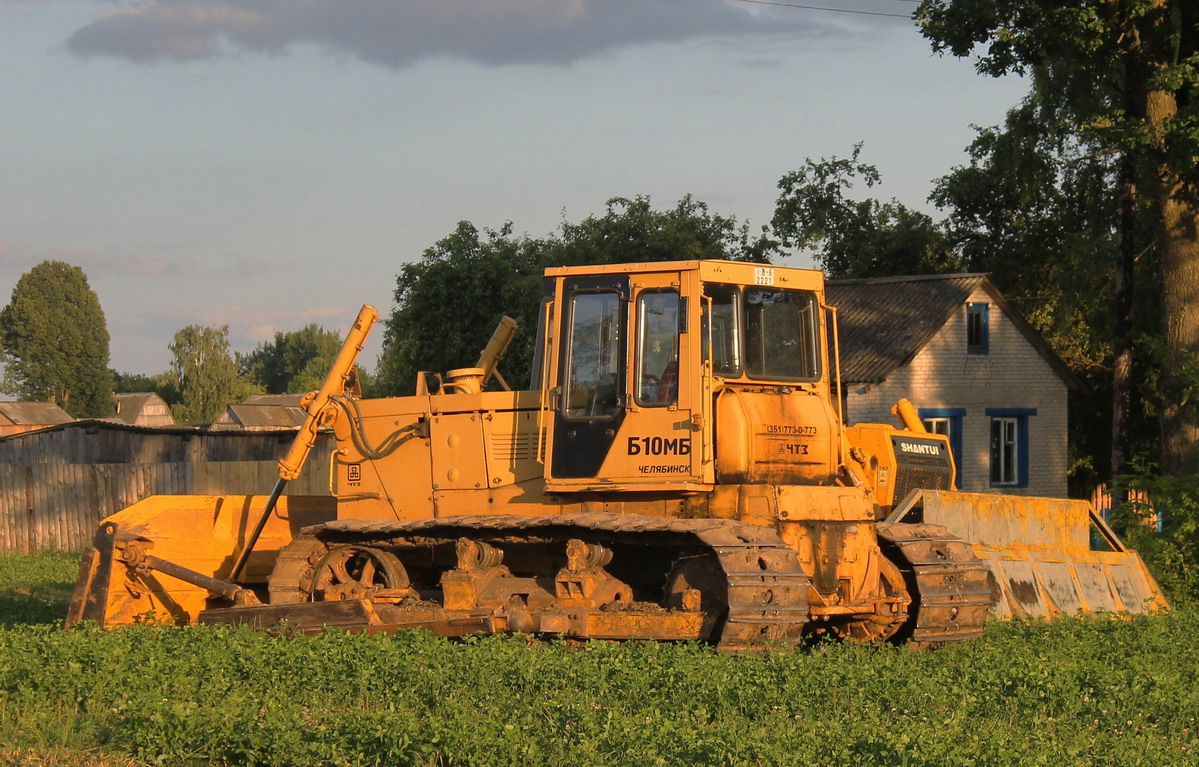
(0, 418), (303, 443)
(213, 404), (308, 429)
(241, 393), (306, 407)
(826, 273), (1080, 389)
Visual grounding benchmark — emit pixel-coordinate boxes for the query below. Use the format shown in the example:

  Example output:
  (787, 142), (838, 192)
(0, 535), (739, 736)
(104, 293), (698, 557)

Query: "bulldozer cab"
(542, 260), (838, 492)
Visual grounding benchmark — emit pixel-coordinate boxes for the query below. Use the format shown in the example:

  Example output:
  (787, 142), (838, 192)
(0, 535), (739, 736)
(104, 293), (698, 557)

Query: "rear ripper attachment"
(199, 513), (814, 652)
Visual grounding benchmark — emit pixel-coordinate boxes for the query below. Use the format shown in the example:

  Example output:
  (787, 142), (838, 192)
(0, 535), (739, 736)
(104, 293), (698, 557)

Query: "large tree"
(0, 260), (113, 417)
(545, 195), (774, 267)
(917, 0), (1199, 473)
(769, 133), (1155, 488)
(377, 195), (773, 396)
(930, 100), (1162, 488)
(169, 324), (257, 423)
(932, 101), (1120, 376)
(375, 221), (546, 397)
(770, 145), (957, 279)
(240, 324), (343, 394)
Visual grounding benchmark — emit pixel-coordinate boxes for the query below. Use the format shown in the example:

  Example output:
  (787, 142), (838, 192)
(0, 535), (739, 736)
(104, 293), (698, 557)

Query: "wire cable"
(732, 0), (914, 19)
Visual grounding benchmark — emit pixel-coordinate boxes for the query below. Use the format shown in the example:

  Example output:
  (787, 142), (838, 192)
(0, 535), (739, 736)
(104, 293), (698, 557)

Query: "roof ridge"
(827, 272), (989, 285)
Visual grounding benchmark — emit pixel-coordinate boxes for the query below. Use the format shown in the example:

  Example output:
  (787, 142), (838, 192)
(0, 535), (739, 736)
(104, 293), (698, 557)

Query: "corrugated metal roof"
(241, 393), (306, 407)
(0, 418), (309, 443)
(217, 404), (308, 429)
(0, 401), (74, 426)
(113, 393), (154, 412)
(826, 274), (989, 385)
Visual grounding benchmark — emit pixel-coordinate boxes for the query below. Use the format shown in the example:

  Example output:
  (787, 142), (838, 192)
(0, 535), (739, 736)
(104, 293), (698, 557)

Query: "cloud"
(161, 303), (352, 346)
(739, 57), (786, 68)
(0, 240), (197, 278)
(65, 0), (821, 67)
(0, 239), (298, 280)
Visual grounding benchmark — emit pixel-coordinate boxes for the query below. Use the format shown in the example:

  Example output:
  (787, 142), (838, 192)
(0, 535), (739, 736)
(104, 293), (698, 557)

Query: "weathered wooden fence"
(0, 461), (332, 554)
(1088, 483), (1160, 531)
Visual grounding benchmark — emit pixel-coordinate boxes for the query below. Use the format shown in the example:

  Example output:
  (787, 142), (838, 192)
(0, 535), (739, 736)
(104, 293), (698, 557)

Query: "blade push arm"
(229, 304), (378, 581)
(279, 304), (379, 481)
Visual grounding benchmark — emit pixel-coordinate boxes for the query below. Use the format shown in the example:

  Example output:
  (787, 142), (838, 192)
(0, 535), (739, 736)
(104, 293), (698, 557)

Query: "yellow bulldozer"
(67, 260), (1166, 651)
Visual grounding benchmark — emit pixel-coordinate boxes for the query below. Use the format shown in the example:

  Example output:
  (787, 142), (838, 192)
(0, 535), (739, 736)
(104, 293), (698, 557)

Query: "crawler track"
(877, 522), (995, 645)
(231, 513), (812, 652)
(200, 515), (996, 650)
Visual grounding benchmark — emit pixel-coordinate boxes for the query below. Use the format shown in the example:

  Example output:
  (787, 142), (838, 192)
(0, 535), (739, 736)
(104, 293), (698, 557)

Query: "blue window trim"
(986, 408), (1035, 488)
(967, 302), (989, 355)
(918, 407), (965, 487)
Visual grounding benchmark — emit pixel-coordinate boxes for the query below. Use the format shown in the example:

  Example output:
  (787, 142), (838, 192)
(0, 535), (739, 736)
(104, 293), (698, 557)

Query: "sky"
(0, 0), (1027, 376)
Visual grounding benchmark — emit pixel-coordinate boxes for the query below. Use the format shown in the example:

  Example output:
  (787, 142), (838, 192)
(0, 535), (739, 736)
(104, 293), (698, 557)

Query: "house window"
(986, 408), (1035, 488)
(924, 417), (949, 434)
(919, 407), (964, 487)
(991, 418), (1018, 485)
(967, 303), (989, 354)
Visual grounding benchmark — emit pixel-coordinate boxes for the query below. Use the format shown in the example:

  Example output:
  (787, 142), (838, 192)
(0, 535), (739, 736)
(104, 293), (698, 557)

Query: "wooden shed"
(0, 401), (74, 438)
(212, 394), (308, 431)
(110, 393), (175, 427)
(0, 420), (333, 554)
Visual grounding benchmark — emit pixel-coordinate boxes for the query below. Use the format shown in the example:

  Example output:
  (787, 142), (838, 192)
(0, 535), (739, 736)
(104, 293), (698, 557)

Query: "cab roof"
(543, 259), (826, 291)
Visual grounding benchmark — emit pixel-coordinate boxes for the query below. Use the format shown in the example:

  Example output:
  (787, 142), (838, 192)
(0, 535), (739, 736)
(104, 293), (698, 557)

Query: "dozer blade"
(66, 494), (337, 627)
(888, 490), (1168, 619)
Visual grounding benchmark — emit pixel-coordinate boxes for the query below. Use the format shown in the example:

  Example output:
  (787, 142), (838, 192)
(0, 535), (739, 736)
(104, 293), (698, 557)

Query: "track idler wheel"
(307, 545), (412, 602)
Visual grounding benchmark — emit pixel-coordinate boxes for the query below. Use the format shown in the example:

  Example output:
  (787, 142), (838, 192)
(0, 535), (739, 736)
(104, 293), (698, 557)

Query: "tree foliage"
(771, 124), (1158, 487)
(240, 324), (343, 394)
(168, 325), (257, 423)
(771, 145), (957, 279)
(930, 99), (1162, 488)
(0, 261), (113, 417)
(545, 195), (775, 267)
(112, 369), (179, 407)
(376, 196), (774, 396)
(375, 221), (545, 397)
(917, 0), (1199, 473)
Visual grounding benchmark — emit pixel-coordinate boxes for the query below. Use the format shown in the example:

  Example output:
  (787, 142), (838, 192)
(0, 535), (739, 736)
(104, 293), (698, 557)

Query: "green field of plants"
(0, 550), (1195, 766)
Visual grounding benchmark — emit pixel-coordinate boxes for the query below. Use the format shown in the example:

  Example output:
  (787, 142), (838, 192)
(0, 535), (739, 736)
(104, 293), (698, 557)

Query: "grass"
(0, 550), (79, 627)
(0, 550), (1195, 766)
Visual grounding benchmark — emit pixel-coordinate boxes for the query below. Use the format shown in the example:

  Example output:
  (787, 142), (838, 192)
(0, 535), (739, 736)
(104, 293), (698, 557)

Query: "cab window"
(702, 283), (741, 377)
(636, 291), (679, 407)
(744, 288), (821, 381)
(563, 291), (623, 418)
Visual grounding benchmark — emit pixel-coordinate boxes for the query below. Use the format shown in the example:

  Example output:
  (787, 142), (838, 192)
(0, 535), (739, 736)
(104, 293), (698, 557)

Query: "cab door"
(546, 269), (708, 491)
(547, 273), (629, 480)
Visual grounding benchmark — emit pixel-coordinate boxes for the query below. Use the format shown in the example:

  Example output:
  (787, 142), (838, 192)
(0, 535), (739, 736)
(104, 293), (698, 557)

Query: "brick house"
(827, 274), (1080, 498)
